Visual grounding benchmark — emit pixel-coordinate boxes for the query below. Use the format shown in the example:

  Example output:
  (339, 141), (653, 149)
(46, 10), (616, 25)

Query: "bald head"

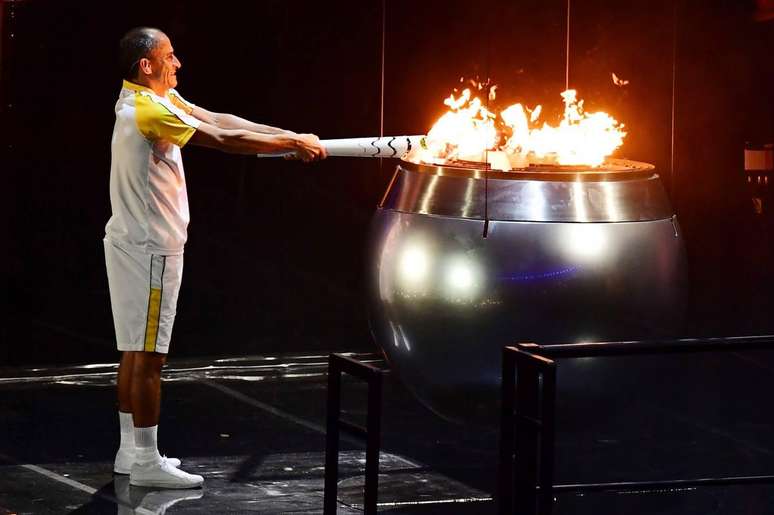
(120, 27), (165, 81)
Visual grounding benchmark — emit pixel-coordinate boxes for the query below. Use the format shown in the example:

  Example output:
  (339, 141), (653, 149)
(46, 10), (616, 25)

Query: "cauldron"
(367, 158), (686, 423)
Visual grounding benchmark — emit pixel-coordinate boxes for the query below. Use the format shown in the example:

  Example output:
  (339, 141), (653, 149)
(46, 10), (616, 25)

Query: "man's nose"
(173, 55), (181, 68)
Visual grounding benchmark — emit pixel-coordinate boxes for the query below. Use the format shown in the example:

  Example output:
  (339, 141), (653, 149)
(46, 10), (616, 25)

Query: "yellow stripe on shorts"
(144, 255), (166, 352)
(144, 287), (162, 352)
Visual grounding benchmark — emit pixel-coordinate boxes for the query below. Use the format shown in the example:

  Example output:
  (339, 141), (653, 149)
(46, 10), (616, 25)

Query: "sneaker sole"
(116, 458), (181, 475)
(129, 478), (203, 489)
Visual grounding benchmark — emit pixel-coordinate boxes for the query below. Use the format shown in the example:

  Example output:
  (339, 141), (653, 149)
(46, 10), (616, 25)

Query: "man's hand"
(288, 134), (327, 163)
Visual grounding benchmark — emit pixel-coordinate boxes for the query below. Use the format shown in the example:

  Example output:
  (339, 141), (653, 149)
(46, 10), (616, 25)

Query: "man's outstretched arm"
(191, 106), (291, 135)
(188, 122), (326, 162)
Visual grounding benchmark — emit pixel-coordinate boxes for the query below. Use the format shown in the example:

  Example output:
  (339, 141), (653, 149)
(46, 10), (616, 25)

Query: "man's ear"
(138, 57), (152, 76)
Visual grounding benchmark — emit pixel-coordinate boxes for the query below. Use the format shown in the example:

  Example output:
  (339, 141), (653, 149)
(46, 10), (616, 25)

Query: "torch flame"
(414, 86), (627, 169)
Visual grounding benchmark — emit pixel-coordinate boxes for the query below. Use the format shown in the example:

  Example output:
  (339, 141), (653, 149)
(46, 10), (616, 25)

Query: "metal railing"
(323, 353), (384, 515)
(498, 335), (774, 515)
(499, 345), (556, 515)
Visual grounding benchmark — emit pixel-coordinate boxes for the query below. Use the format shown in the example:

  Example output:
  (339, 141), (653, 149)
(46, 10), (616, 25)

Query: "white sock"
(118, 411), (134, 452)
(134, 425), (162, 464)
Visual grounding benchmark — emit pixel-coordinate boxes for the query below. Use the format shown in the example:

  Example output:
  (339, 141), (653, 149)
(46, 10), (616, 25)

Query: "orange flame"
(413, 87), (626, 169)
(421, 88), (498, 164)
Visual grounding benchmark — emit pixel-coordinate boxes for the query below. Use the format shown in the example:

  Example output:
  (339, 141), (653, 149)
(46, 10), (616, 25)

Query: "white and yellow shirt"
(105, 80), (201, 255)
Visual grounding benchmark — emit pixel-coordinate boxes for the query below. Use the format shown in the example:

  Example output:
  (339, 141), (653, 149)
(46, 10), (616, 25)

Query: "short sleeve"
(135, 93), (201, 147)
(168, 89), (195, 115)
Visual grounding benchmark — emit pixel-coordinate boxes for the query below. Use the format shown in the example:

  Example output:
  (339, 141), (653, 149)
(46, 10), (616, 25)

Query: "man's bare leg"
(126, 351), (202, 488)
(130, 352), (166, 427)
(114, 351), (137, 474)
(115, 351), (178, 475)
(128, 351), (165, 464)
(117, 351), (135, 413)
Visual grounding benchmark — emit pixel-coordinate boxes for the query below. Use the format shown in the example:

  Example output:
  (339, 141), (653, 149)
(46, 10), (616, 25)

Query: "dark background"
(3, 0), (773, 367)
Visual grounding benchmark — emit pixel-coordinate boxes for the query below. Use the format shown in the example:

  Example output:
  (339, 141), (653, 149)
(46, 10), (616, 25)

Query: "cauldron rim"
(400, 157), (656, 182)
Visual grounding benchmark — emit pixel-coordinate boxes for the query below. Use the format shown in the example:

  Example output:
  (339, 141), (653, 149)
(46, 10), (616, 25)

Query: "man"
(104, 27), (326, 489)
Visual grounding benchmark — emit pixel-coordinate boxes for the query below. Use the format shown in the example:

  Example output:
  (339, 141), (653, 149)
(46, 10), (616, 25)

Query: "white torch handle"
(256, 135), (426, 158)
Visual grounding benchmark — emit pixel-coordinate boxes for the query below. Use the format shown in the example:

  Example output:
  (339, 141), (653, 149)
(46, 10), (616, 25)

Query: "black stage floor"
(3, 349), (774, 514)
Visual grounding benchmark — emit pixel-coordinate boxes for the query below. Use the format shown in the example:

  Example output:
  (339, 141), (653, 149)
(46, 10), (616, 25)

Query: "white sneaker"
(114, 449), (181, 474)
(129, 457), (204, 489)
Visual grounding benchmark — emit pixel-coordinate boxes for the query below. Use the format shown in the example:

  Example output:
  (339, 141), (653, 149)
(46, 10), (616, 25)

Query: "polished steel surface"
(381, 159), (674, 222)
(368, 160), (687, 423)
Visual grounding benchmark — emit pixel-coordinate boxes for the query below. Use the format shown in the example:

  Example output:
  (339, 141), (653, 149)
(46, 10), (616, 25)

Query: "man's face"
(145, 34), (181, 90)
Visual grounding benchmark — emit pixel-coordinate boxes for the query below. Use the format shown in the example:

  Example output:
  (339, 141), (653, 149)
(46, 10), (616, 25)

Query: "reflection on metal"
(397, 239), (431, 295)
(398, 325), (411, 352)
(419, 174), (440, 215)
(442, 254), (482, 304)
(368, 159), (687, 423)
(601, 180), (622, 221)
(381, 159), (673, 222)
(572, 180), (587, 222)
(338, 472), (491, 510)
(525, 181), (547, 221)
(561, 224), (608, 262)
(374, 496), (492, 508)
(462, 177), (475, 218)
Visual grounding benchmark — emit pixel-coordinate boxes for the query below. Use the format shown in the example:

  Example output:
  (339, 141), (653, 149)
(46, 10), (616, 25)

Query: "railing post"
(514, 357), (540, 514)
(500, 346), (556, 515)
(323, 353), (384, 514)
(323, 355), (342, 515)
(364, 369), (383, 515)
(498, 346), (517, 514)
(538, 362), (556, 515)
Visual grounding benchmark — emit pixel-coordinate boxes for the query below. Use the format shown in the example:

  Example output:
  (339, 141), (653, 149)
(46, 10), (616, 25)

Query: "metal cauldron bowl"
(367, 158), (687, 424)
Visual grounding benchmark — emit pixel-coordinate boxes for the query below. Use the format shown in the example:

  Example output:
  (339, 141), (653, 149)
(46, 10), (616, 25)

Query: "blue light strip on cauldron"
(499, 265), (579, 282)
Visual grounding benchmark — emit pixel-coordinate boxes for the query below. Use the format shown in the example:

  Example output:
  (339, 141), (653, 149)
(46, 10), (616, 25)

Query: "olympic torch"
(256, 135), (426, 159)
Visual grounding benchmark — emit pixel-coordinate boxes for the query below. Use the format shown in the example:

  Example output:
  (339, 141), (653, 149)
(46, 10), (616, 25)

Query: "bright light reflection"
(448, 261), (474, 289)
(562, 224), (608, 261)
(461, 178), (475, 218)
(443, 256), (481, 301)
(389, 321), (400, 348)
(398, 242), (431, 293)
(526, 181), (547, 220)
(419, 175), (440, 214)
(398, 325), (411, 352)
(378, 222), (402, 303)
(600, 181), (621, 221)
(573, 181), (588, 222)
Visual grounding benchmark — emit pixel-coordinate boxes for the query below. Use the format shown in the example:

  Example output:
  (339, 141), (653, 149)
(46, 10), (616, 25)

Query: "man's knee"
(119, 351), (136, 369)
(129, 351), (167, 378)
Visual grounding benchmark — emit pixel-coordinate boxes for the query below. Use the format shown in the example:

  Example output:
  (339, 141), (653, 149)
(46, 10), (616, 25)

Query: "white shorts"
(104, 239), (183, 354)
